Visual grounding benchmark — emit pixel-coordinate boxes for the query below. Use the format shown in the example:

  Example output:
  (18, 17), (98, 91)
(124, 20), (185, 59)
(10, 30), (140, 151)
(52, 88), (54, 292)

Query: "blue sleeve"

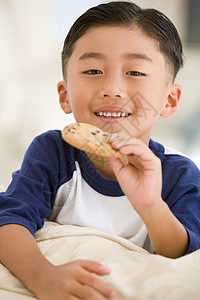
(162, 155), (200, 254)
(0, 130), (67, 235)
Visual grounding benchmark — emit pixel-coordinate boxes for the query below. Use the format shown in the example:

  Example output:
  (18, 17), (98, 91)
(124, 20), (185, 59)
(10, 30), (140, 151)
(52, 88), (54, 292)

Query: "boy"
(0, 1), (200, 299)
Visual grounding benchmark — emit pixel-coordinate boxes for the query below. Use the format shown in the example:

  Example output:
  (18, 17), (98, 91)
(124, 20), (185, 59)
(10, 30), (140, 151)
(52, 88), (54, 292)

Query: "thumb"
(110, 157), (124, 176)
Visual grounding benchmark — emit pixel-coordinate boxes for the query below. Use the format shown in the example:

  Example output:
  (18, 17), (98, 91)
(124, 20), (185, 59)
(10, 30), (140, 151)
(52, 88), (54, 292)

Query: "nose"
(100, 73), (126, 99)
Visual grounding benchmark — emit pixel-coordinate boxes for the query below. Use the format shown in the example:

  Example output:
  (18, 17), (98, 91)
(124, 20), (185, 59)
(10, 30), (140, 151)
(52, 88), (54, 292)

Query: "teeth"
(96, 112), (129, 118)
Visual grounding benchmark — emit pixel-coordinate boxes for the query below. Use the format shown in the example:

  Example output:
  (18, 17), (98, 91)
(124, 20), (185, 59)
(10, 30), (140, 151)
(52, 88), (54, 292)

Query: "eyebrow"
(123, 52), (153, 63)
(78, 51), (153, 63)
(79, 52), (106, 60)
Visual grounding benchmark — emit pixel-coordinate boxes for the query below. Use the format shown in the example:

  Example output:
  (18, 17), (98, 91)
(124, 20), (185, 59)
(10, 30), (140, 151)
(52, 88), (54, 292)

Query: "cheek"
(67, 89), (90, 121)
(133, 91), (157, 116)
(67, 79), (86, 105)
(131, 89), (165, 127)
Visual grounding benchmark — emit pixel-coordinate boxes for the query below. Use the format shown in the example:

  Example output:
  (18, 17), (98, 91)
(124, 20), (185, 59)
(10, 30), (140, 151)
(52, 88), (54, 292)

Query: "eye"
(83, 69), (103, 75)
(126, 71), (146, 76)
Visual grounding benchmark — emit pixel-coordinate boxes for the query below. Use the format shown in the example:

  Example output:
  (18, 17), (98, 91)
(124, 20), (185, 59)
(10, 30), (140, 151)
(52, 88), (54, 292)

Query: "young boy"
(0, 1), (200, 299)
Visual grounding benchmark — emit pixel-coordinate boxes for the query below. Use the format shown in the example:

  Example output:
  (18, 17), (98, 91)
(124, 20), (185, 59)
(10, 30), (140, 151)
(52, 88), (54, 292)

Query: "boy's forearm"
(0, 224), (53, 295)
(137, 200), (189, 258)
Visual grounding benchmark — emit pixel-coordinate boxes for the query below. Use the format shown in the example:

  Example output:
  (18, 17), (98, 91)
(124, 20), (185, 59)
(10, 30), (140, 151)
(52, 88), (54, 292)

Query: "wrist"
(25, 258), (55, 296)
(134, 197), (165, 222)
(139, 200), (189, 258)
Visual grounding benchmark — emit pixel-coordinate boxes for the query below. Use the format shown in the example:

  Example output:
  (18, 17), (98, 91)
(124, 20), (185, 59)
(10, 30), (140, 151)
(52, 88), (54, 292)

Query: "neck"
(86, 153), (116, 180)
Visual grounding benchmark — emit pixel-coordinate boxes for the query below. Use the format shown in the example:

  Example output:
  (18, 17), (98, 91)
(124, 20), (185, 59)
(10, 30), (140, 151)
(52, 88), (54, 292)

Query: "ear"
(160, 84), (182, 118)
(57, 81), (72, 114)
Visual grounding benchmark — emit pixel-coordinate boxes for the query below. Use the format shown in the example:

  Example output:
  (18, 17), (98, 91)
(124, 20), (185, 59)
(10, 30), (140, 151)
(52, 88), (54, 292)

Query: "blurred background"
(0, 0), (200, 188)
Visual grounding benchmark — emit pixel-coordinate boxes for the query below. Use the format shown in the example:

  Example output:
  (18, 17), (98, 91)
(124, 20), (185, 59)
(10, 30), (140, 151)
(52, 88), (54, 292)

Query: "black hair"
(61, 1), (183, 82)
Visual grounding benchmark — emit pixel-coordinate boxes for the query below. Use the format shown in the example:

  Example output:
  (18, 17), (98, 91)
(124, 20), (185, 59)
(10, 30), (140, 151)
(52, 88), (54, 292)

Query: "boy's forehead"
(71, 25), (163, 62)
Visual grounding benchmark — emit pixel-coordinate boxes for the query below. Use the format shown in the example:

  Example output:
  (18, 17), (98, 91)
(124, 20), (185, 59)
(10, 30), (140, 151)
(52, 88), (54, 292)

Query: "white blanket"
(0, 221), (200, 300)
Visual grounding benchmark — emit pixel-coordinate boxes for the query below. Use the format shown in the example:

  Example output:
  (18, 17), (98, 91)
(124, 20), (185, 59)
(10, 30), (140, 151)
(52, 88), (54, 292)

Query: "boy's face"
(58, 26), (181, 144)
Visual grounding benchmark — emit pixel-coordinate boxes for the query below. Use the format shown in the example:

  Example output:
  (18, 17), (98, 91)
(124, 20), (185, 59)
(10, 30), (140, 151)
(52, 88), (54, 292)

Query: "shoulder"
(22, 130), (77, 174)
(149, 140), (200, 174)
(27, 129), (73, 155)
(149, 139), (200, 179)
(23, 130), (62, 161)
(32, 129), (62, 146)
(149, 139), (198, 166)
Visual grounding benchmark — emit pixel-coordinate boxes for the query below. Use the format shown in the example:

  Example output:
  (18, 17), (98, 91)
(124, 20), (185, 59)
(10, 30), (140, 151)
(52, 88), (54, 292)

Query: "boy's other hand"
(34, 259), (115, 300)
(109, 134), (162, 214)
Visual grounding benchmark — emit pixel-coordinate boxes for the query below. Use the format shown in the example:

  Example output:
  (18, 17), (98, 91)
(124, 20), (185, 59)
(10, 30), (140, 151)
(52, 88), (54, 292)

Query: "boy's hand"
(109, 134), (189, 258)
(35, 259), (115, 300)
(109, 134), (162, 213)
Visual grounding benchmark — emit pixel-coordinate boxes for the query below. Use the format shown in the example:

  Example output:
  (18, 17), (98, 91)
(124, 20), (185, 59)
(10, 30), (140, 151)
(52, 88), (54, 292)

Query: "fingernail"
(99, 265), (111, 272)
(110, 291), (116, 298)
(109, 133), (118, 141)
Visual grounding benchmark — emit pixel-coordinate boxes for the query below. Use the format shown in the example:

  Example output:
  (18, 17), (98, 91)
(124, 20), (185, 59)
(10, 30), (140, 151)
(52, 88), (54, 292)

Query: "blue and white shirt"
(0, 130), (200, 254)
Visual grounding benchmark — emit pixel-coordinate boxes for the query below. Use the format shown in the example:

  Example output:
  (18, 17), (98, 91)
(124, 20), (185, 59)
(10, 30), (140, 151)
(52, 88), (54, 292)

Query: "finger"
(79, 260), (111, 276)
(68, 296), (79, 300)
(109, 136), (151, 158)
(109, 133), (134, 142)
(74, 281), (115, 300)
(110, 158), (124, 175)
(120, 143), (149, 156)
(109, 134), (134, 149)
(111, 138), (151, 160)
(77, 261), (115, 299)
(120, 143), (157, 162)
(110, 145), (158, 177)
(78, 270), (116, 299)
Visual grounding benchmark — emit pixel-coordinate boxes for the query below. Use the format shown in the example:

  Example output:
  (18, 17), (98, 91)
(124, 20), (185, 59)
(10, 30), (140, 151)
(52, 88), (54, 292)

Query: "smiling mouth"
(94, 111), (131, 118)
